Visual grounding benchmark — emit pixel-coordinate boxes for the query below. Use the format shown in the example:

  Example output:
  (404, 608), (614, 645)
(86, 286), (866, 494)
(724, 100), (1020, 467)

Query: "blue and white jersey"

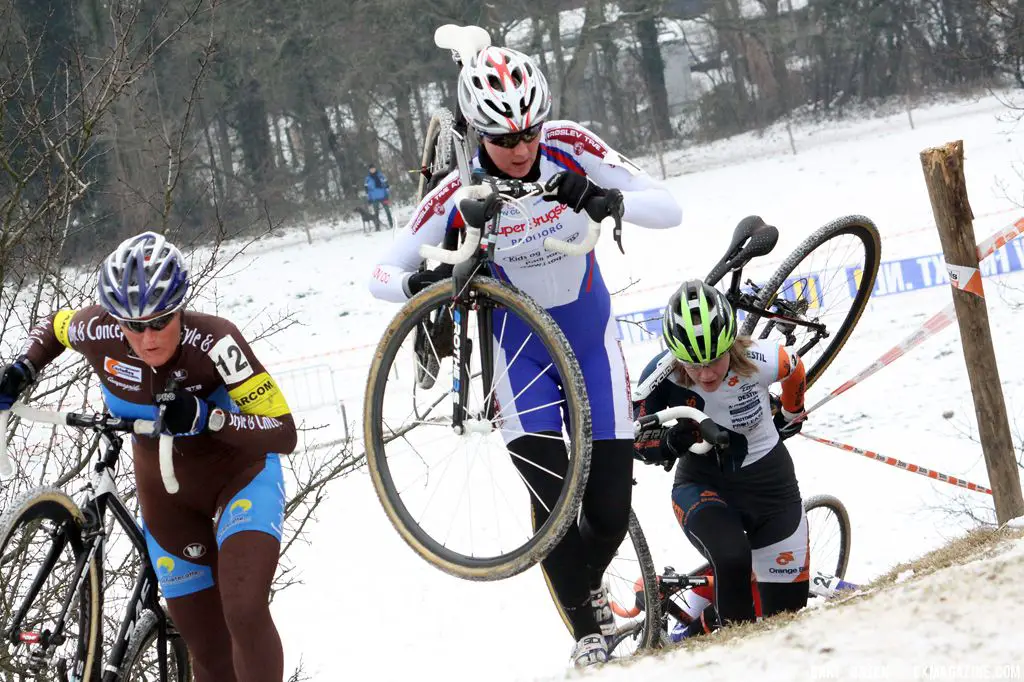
(368, 120), (681, 309)
(368, 120), (682, 442)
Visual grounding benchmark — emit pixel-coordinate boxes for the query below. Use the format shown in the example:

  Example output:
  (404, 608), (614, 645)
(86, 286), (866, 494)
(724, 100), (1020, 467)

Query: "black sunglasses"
(119, 311), (178, 334)
(481, 124), (543, 149)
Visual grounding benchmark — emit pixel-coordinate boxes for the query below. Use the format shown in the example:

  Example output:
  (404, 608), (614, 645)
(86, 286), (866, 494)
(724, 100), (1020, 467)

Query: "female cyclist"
(632, 279), (808, 638)
(0, 232), (295, 682)
(368, 44), (682, 666)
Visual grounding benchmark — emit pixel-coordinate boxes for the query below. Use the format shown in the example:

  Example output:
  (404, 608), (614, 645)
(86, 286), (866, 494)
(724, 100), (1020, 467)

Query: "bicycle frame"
(5, 429), (173, 681)
(86, 437), (172, 682)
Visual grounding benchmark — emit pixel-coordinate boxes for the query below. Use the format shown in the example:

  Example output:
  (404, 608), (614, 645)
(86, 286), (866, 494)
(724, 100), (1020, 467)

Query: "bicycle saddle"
(704, 216), (779, 285)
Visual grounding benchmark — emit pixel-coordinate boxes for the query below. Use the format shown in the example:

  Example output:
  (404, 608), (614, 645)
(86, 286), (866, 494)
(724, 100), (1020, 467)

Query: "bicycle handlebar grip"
(0, 403), (75, 478)
(419, 227), (481, 264)
(542, 215), (604, 256)
(698, 418), (731, 448)
(136, 417), (179, 494)
(635, 414), (659, 428)
(0, 411), (11, 477)
(159, 434), (178, 494)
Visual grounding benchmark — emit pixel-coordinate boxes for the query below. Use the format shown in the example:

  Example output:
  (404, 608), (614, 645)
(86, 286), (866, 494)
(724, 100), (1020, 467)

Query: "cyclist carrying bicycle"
(633, 279), (809, 638)
(368, 44), (681, 667)
(0, 232), (295, 682)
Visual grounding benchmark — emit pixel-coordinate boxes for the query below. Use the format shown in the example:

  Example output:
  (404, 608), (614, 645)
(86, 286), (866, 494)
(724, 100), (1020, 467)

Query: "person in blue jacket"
(364, 164), (394, 230)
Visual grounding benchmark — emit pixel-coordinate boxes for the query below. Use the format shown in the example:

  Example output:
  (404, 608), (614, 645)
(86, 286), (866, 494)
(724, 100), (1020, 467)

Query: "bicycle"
(606, 406), (857, 657)
(411, 25), (484, 391)
(0, 402), (191, 681)
(704, 214), (882, 389)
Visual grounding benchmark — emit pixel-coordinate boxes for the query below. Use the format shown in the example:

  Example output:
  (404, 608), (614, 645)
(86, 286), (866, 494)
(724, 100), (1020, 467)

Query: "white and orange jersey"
(633, 340), (806, 467)
(368, 119), (681, 309)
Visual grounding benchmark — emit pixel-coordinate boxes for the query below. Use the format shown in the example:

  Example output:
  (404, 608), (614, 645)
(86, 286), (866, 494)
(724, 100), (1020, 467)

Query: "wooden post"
(920, 140), (1024, 525)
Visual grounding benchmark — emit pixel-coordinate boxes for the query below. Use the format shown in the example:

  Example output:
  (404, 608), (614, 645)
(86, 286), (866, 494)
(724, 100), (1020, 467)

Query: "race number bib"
(210, 335), (254, 384)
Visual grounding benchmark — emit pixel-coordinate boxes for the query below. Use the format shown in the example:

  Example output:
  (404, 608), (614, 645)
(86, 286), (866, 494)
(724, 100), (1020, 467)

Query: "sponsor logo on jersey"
(632, 352), (676, 401)
(181, 325), (215, 352)
(68, 316), (124, 345)
(495, 204), (568, 237)
(183, 543), (206, 559)
(769, 566), (800, 575)
(546, 125), (608, 158)
(237, 378), (275, 406)
(156, 556), (176, 574)
(230, 499), (253, 515)
(107, 377), (142, 392)
(104, 357), (143, 383)
(775, 551), (795, 565)
(746, 349), (767, 363)
(172, 369), (188, 382)
(411, 174), (461, 234)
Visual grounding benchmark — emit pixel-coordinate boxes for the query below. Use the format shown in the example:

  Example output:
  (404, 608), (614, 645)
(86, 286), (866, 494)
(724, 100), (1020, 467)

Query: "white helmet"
(457, 46), (551, 135)
(97, 231), (189, 320)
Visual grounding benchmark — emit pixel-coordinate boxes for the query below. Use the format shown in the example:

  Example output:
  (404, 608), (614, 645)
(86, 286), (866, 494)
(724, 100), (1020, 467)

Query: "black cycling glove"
(154, 388), (210, 436)
(0, 359), (35, 410)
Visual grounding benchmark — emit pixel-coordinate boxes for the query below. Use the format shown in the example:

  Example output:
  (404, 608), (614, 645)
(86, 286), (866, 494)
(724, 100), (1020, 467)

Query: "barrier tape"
(802, 216), (1024, 418)
(947, 264), (984, 297)
(801, 432), (993, 495)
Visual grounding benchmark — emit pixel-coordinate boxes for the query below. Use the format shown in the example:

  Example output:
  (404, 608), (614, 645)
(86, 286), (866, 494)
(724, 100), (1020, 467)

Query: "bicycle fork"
(9, 530), (99, 680)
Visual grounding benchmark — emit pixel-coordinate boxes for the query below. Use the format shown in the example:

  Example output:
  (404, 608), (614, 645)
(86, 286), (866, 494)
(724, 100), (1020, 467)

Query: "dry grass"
(867, 525), (1024, 590)
(605, 524), (1024, 668)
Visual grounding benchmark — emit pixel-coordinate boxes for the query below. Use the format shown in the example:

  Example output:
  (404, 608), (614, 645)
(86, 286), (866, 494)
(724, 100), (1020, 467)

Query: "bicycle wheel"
(740, 216), (881, 388)
(602, 510), (661, 658)
(416, 108), (456, 202)
(364, 277), (591, 581)
(413, 107), (458, 391)
(120, 609), (192, 682)
(804, 494), (851, 581)
(0, 487), (101, 681)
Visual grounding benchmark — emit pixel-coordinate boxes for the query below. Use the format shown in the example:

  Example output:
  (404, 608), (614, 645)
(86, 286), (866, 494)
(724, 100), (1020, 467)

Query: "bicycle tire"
(416, 108), (456, 201)
(120, 609), (193, 682)
(0, 487), (102, 681)
(686, 494), (852, 579)
(739, 216), (881, 388)
(602, 510), (661, 658)
(364, 277), (592, 581)
(803, 493), (852, 580)
(412, 107), (460, 390)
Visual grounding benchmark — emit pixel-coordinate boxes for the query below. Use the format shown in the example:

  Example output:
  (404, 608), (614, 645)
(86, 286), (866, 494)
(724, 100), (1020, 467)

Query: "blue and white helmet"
(97, 231), (189, 320)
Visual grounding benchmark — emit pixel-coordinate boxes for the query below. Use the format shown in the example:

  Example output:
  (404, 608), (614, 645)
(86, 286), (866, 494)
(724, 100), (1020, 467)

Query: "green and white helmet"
(662, 279), (737, 364)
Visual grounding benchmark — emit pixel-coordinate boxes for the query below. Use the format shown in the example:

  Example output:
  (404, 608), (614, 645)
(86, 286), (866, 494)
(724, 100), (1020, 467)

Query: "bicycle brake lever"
(153, 378), (181, 437)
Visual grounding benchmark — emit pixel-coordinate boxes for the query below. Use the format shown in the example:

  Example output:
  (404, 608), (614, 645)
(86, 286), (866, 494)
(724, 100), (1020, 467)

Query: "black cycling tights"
(507, 433), (634, 639)
(165, 532), (283, 682)
(683, 504), (808, 630)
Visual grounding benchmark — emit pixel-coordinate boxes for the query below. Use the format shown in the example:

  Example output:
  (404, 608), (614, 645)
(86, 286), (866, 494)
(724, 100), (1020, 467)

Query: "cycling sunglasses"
(117, 310), (178, 334)
(480, 123), (543, 149)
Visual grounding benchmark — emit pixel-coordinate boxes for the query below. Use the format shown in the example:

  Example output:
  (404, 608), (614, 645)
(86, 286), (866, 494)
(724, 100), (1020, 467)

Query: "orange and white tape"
(947, 263), (984, 297)
(801, 432), (992, 495)
(802, 215), (1024, 417)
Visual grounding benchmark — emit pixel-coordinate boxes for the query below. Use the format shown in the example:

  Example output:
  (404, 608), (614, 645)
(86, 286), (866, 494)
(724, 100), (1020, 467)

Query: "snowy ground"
(9, 90), (1024, 680)
(550, 534), (1024, 682)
